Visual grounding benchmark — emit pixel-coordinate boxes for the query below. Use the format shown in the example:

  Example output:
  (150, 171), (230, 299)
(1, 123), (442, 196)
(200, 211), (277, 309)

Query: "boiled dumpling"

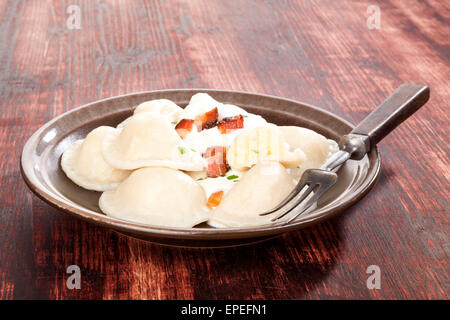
(134, 99), (183, 121)
(102, 112), (204, 171)
(99, 167), (210, 228)
(61, 126), (131, 191)
(227, 125), (306, 170)
(280, 126), (339, 178)
(182, 93), (249, 120)
(117, 99), (183, 128)
(208, 161), (297, 228)
(182, 93), (222, 120)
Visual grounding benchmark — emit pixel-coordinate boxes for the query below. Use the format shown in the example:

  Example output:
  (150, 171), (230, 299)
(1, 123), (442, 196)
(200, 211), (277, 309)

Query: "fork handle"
(340, 83), (430, 159)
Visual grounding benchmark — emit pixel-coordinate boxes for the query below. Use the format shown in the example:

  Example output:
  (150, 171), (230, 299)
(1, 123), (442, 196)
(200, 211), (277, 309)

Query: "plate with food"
(21, 88), (397, 247)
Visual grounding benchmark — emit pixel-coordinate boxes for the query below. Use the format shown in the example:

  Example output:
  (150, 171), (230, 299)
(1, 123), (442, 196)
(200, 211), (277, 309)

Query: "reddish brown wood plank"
(0, 0), (448, 299)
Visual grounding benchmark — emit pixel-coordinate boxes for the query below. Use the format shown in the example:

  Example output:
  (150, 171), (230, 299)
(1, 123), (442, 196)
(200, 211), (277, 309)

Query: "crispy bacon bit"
(203, 146), (228, 178)
(194, 107), (218, 131)
(207, 191), (224, 208)
(218, 115), (244, 134)
(175, 119), (194, 138)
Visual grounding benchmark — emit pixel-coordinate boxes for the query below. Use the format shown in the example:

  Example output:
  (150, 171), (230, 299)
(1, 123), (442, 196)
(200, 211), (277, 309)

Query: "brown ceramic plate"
(21, 89), (380, 247)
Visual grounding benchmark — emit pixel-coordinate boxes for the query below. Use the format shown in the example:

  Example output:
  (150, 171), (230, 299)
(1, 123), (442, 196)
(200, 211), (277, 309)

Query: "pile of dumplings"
(61, 93), (338, 228)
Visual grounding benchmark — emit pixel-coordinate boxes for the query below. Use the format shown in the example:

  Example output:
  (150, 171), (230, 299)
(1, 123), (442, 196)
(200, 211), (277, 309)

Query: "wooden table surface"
(0, 0), (448, 300)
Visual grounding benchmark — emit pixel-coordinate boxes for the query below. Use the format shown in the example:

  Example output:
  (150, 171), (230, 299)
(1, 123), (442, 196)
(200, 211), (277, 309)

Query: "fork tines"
(260, 169), (338, 223)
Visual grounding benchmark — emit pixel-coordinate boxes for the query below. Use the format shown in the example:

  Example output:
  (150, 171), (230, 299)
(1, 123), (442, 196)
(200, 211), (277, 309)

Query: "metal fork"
(260, 83), (430, 223)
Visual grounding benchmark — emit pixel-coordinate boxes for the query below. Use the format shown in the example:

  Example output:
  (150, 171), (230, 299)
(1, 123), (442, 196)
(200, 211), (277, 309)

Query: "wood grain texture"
(0, 0), (448, 299)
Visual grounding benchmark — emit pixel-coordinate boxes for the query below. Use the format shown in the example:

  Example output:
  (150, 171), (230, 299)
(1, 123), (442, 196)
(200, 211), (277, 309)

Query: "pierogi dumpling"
(280, 126), (339, 177)
(61, 126), (131, 191)
(182, 93), (249, 120)
(99, 167), (209, 228)
(227, 125), (306, 170)
(182, 93), (222, 120)
(117, 99), (183, 128)
(102, 112), (204, 171)
(208, 161), (297, 228)
(134, 99), (183, 121)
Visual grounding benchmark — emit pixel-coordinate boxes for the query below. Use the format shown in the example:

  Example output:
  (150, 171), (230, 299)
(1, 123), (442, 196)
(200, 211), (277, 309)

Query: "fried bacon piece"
(206, 191), (224, 208)
(194, 107), (218, 131)
(217, 115), (244, 134)
(175, 119), (194, 138)
(203, 146), (227, 178)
